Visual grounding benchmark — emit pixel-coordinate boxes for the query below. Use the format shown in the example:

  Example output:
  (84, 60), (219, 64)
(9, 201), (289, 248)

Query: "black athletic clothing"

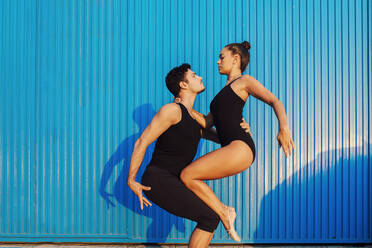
(210, 77), (256, 162)
(141, 166), (220, 232)
(141, 103), (220, 233)
(148, 103), (201, 176)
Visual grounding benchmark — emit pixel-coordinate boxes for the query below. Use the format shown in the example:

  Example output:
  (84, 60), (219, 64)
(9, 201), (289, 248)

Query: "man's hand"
(240, 117), (252, 135)
(128, 180), (152, 210)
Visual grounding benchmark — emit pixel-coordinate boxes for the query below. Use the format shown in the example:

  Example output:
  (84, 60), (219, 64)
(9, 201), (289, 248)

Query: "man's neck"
(177, 92), (196, 111)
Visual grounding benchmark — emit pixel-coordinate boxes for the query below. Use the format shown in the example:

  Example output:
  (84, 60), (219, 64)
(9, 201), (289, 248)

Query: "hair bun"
(241, 41), (251, 50)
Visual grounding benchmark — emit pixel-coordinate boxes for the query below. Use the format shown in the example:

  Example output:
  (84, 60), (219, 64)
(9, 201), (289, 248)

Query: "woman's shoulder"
(239, 74), (260, 86)
(241, 74), (255, 81)
(232, 75), (255, 89)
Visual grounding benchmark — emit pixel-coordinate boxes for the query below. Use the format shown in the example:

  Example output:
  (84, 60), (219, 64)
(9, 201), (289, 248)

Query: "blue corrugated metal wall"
(0, 0), (371, 244)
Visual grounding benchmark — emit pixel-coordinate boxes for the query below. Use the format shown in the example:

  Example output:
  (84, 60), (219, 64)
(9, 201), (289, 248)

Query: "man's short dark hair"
(165, 63), (191, 97)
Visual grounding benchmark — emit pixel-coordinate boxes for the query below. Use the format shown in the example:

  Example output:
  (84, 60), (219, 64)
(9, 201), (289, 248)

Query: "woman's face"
(217, 47), (236, 75)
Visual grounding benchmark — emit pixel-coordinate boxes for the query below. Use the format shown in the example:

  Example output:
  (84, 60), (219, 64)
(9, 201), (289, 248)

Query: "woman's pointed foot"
(222, 206), (241, 242)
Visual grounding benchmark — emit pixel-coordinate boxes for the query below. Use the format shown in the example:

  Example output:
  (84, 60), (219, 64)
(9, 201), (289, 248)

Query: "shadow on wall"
(98, 103), (204, 244)
(253, 145), (371, 242)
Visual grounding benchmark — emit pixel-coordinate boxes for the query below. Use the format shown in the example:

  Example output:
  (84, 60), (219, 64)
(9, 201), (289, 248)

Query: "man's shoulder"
(159, 102), (181, 114)
(157, 103), (182, 123)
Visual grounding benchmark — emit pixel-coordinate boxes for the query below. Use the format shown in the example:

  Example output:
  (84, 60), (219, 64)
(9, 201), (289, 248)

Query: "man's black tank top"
(147, 103), (202, 176)
(210, 77), (256, 161)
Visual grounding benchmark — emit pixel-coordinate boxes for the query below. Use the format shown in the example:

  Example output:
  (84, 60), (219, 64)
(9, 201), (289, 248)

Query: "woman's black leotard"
(210, 77), (256, 162)
(141, 103), (220, 233)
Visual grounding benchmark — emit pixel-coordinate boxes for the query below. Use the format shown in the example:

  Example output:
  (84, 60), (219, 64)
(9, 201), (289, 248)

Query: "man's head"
(166, 64), (205, 97)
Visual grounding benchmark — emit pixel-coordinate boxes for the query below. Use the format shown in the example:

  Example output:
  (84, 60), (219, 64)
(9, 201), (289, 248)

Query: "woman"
(180, 41), (295, 242)
(127, 64), (251, 247)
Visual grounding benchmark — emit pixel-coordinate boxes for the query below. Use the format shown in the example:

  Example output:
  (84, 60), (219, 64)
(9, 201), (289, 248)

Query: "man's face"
(183, 69), (205, 94)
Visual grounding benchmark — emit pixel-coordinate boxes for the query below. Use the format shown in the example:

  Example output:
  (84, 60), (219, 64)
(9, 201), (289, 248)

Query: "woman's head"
(217, 41), (251, 74)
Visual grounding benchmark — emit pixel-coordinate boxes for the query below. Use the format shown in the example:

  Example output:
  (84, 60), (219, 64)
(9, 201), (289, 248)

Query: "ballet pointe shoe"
(226, 207), (241, 242)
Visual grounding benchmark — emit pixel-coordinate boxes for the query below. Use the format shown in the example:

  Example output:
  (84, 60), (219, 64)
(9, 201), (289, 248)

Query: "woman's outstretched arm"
(243, 75), (295, 157)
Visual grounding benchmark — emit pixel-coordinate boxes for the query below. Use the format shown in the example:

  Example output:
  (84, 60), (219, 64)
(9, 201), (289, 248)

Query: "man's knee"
(197, 211), (220, 232)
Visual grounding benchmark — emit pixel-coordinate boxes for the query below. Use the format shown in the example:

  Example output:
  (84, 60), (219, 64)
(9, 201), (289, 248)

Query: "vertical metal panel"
(0, 0), (371, 244)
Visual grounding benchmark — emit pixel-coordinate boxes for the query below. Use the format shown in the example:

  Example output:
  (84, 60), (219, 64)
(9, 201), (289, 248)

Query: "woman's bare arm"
(243, 75), (288, 128)
(243, 75), (295, 156)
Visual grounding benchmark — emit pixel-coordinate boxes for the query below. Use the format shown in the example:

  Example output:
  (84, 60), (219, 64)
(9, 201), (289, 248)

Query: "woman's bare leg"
(188, 227), (214, 248)
(180, 140), (254, 230)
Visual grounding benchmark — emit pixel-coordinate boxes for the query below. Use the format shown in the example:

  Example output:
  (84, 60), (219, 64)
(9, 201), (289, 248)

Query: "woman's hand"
(277, 127), (295, 157)
(240, 118), (251, 135)
(128, 180), (152, 210)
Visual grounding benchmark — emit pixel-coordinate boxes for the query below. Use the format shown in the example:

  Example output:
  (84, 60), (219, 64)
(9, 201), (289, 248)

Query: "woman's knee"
(180, 168), (195, 187)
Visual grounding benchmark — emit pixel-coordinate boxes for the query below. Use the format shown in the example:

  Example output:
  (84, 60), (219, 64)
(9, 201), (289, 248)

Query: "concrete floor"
(0, 243), (371, 248)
